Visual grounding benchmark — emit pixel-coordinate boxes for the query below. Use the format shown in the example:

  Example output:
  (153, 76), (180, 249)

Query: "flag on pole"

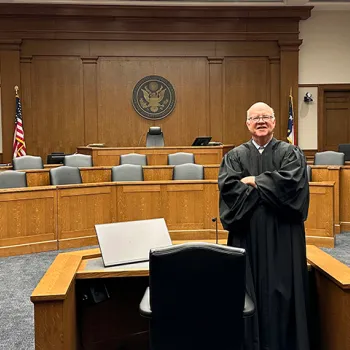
(287, 88), (295, 145)
(13, 86), (27, 158)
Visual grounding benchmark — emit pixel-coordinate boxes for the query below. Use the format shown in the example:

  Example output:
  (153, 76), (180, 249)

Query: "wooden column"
(208, 57), (224, 143)
(0, 40), (21, 163)
(81, 57), (99, 146)
(269, 56), (281, 140)
(279, 40), (302, 144)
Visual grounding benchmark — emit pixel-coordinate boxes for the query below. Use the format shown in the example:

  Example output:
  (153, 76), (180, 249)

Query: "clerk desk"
(76, 144), (234, 166)
(31, 245), (350, 350)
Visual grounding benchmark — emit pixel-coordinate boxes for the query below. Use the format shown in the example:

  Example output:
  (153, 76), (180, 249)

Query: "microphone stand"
(212, 217), (218, 244)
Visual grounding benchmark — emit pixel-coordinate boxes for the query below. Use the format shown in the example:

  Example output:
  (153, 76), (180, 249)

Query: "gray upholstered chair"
(64, 154), (93, 167)
(139, 242), (254, 350)
(49, 166), (82, 185)
(307, 165), (312, 182)
(173, 163), (204, 180)
(12, 155), (44, 170)
(314, 151), (345, 165)
(168, 152), (195, 166)
(111, 164), (144, 182)
(338, 144), (350, 161)
(120, 153), (147, 166)
(0, 170), (27, 189)
(146, 126), (164, 147)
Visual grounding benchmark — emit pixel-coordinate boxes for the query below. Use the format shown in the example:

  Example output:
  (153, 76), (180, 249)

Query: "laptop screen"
(95, 218), (172, 267)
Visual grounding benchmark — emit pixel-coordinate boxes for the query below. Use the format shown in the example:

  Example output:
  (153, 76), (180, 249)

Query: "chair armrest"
(139, 287), (152, 318)
(243, 292), (255, 318)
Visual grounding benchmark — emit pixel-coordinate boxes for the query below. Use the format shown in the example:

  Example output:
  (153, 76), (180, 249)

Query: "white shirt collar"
(251, 139), (271, 150)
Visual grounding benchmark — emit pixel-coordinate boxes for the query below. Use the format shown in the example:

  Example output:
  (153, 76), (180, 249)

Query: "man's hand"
(241, 176), (257, 188)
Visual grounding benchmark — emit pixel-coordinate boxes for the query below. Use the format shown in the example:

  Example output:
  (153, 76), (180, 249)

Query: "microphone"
(212, 217), (218, 244)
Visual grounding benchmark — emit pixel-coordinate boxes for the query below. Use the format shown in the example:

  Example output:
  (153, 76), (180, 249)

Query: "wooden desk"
(77, 145), (234, 166)
(0, 165), (220, 187)
(31, 245), (350, 350)
(307, 245), (350, 350)
(0, 180), (335, 257)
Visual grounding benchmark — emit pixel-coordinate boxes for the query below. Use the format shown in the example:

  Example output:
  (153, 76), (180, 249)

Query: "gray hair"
(246, 102), (275, 120)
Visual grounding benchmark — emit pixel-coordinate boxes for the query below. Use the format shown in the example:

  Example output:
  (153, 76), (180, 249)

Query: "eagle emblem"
(132, 76), (176, 120)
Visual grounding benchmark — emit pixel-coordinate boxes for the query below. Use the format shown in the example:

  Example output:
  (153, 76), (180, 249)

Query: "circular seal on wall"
(132, 75), (176, 120)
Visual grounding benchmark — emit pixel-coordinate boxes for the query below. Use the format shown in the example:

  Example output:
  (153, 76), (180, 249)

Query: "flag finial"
(14, 86), (19, 96)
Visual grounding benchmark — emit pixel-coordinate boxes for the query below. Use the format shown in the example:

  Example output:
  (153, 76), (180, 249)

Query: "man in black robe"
(218, 102), (310, 350)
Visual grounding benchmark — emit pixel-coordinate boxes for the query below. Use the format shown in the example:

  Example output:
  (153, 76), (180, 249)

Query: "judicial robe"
(218, 138), (310, 350)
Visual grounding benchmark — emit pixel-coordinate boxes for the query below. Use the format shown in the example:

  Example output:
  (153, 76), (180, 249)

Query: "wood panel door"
(323, 90), (350, 151)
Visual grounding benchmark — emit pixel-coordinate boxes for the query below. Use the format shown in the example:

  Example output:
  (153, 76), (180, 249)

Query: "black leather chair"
(139, 242), (255, 350)
(168, 152), (195, 165)
(47, 152), (65, 165)
(111, 164), (144, 181)
(64, 154), (93, 167)
(120, 153), (147, 166)
(49, 166), (82, 185)
(12, 155), (44, 170)
(0, 170), (27, 189)
(173, 163), (204, 180)
(338, 144), (350, 161)
(314, 151), (345, 165)
(146, 127), (164, 147)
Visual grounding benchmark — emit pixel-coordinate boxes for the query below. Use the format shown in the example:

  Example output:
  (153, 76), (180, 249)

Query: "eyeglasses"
(248, 115), (274, 123)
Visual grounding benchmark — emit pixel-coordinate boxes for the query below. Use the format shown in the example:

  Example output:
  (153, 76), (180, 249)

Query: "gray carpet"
(321, 231), (350, 267)
(0, 235), (349, 350)
(0, 246), (97, 350)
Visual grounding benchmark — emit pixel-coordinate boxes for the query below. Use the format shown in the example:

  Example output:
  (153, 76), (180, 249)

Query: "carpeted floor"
(0, 234), (349, 350)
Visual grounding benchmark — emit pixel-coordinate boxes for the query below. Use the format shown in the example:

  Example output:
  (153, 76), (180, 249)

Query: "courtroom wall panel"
(0, 5), (311, 163)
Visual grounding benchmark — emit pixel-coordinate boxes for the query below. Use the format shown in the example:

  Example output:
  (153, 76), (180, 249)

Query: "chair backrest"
(0, 170), (27, 189)
(64, 154), (93, 167)
(12, 155), (44, 170)
(338, 144), (350, 161)
(146, 126), (164, 147)
(149, 243), (246, 350)
(307, 165), (312, 182)
(314, 151), (345, 165)
(49, 166), (82, 185)
(111, 164), (144, 182)
(47, 152), (65, 165)
(120, 153), (147, 166)
(168, 152), (195, 165)
(173, 163), (204, 180)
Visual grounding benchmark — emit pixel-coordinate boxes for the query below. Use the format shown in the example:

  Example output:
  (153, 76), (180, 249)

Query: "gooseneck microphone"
(212, 217), (218, 244)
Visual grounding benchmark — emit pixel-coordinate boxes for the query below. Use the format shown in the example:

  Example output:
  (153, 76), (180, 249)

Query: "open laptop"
(95, 218), (172, 267)
(191, 136), (212, 146)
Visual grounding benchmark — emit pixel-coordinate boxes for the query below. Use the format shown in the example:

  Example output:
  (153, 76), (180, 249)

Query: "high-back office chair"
(338, 144), (350, 161)
(49, 166), (82, 185)
(111, 164), (144, 182)
(306, 165), (312, 182)
(146, 127), (164, 147)
(64, 154), (93, 167)
(168, 152), (195, 166)
(120, 153), (147, 166)
(0, 170), (27, 189)
(139, 243), (255, 350)
(314, 151), (345, 165)
(173, 163), (204, 180)
(12, 155), (44, 170)
(47, 152), (65, 164)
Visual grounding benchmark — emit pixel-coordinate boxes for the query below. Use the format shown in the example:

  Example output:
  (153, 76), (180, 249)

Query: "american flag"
(13, 88), (27, 158)
(287, 92), (295, 145)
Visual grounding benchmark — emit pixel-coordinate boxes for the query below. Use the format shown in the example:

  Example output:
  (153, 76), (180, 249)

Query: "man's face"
(246, 105), (276, 139)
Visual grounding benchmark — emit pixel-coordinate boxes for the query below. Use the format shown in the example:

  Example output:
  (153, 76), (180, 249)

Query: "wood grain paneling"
(98, 57), (209, 147)
(223, 58), (269, 145)
(28, 57), (85, 157)
(0, 187), (57, 256)
(0, 5), (311, 162)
